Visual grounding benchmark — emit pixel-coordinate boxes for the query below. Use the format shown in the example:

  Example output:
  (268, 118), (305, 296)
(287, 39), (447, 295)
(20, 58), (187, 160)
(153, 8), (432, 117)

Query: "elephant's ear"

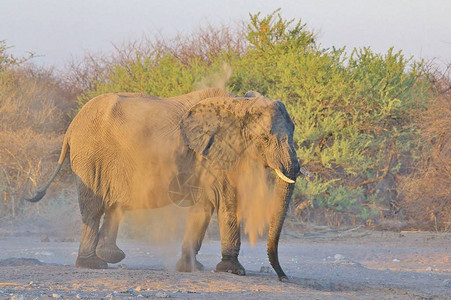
(180, 97), (245, 170)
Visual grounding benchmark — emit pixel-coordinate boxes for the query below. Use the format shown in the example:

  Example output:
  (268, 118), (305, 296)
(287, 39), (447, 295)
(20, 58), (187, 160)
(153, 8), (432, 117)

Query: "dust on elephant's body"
(27, 88), (301, 280)
(67, 92), (204, 210)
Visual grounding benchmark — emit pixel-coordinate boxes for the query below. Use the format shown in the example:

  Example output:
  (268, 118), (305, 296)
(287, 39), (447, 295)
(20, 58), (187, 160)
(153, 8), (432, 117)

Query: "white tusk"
(274, 169), (295, 184)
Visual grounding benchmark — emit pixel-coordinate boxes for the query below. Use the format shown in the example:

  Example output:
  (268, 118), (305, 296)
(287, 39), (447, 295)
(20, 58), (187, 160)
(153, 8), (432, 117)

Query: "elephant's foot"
(176, 256), (204, 272)
(216, 256), (245, 275)
(96, 243), (125, 264)
(75, 255), (108, 269)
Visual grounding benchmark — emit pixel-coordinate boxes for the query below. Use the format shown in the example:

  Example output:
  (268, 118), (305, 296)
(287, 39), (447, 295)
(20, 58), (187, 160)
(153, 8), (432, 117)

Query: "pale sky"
(1, 0), (450, 68)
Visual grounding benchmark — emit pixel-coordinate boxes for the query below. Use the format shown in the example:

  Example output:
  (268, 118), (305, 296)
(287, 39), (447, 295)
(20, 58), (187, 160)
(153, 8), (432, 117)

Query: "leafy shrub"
(231, 12), (430, 226)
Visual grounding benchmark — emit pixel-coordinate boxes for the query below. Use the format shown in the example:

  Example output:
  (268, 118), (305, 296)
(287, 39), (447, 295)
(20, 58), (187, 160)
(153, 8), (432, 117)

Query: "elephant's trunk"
(266, 134), (299, 280)
(267, 177), (294, 281)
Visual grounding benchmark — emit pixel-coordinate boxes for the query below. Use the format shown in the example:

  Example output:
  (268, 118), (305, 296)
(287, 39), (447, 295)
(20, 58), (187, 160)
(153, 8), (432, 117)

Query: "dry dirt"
(0, 225), (450, 299)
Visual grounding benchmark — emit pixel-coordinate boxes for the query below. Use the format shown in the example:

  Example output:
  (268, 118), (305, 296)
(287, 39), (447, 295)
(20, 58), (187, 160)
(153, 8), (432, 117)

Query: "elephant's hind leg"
(96, 205), (125, 264)
(176, 200), (214, 272)
(75, 181), (108, 269)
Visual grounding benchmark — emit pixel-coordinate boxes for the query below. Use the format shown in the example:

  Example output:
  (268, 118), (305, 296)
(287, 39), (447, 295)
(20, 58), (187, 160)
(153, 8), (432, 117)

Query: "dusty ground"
(0, 225), (450, 299)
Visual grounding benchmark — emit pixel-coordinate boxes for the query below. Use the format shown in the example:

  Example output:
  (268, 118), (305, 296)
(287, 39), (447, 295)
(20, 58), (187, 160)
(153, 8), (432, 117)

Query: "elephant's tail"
(25, 136), (69, 203)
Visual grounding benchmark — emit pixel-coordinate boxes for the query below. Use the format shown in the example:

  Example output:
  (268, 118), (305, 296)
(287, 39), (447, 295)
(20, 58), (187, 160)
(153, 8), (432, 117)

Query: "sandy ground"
(0, 227), (450, 299)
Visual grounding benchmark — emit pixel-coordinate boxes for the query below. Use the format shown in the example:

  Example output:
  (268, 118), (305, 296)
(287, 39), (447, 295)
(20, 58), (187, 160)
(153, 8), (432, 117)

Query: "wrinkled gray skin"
(27, 88), (300, 281)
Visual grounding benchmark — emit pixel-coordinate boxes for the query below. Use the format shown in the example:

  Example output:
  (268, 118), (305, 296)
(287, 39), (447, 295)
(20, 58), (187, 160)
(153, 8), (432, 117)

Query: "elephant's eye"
(262, 135), (270, 143)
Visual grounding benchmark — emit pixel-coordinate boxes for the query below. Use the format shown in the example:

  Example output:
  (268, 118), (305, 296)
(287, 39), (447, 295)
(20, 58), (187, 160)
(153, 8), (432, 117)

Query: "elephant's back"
(69, 93), (173, 138)
(74, 93), (160, 122)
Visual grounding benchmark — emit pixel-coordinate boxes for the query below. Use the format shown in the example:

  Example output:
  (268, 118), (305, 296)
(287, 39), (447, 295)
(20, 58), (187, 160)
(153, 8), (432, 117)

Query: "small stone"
(52, 294), (61, 298)
(135, 286), (142, 292)
(259, 266), (271, 273)
(155, 291), (170, 298)
(393, 259), (401, 263)
(40, 235), (50, 242)
(334, 254), (345, 261)
(118, 264), (128, 269)
(29, 281), (34, 285)
(125, 288), (137, 295)
(426, 266), (433, 272)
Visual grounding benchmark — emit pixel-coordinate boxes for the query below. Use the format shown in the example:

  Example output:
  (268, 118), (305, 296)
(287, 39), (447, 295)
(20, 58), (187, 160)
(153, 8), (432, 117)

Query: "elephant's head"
(180, 91), (300, 280)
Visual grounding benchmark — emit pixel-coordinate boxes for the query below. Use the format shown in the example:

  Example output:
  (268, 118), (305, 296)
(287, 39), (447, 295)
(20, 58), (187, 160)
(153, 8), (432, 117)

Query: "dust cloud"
(113, 129), (190, 267)
(195, 68), (277, 247)
(195, 63), (232, 91)
(119, 206), (189, 269)
(236, 159), (276, 247)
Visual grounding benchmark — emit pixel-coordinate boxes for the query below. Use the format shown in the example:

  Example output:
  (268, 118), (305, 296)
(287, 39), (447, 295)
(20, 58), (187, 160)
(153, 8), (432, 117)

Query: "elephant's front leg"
(176, 199), (214, 272)
(96, 205), (126, 264)
(216, 188), (245, 275)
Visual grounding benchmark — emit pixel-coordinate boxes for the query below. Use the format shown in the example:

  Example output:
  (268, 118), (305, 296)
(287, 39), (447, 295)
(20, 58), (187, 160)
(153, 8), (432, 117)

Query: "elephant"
(26, 88), (301, 281)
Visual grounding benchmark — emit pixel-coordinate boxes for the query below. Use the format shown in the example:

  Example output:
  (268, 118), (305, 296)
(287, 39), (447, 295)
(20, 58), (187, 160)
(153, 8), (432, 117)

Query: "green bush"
(76, 11), (432, 226)
(236, 12), (430, 225)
